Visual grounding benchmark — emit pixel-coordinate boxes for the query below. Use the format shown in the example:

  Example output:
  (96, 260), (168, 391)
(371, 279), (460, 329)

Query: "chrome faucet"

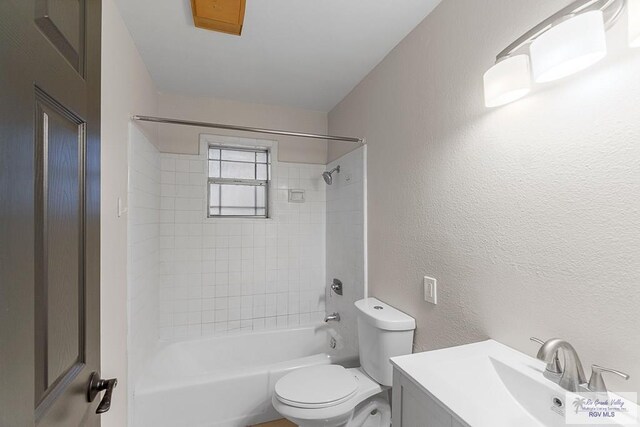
(324, 312), (340, 322)
(536, 338), (587, 392)
(530, 337), (562, 380)
(532, 337), (630, 394)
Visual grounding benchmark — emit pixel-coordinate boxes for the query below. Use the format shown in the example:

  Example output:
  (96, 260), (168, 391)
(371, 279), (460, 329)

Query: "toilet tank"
(355, 298), (416, 386)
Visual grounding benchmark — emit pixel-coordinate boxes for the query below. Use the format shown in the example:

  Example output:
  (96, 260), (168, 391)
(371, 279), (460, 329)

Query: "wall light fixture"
(484, 0), (628, 108)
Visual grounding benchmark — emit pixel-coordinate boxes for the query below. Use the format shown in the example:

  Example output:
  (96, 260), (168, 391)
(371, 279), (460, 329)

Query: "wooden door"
(0, 0), (103, 425)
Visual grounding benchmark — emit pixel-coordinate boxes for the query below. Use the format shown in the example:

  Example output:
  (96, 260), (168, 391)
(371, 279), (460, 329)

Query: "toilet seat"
(272, 367), (388, 427)
(274, 365), (359, 409)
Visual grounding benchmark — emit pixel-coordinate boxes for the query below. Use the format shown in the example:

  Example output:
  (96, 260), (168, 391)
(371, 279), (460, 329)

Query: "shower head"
(322, 171), (333, 185)
(322, 165), (340, 185)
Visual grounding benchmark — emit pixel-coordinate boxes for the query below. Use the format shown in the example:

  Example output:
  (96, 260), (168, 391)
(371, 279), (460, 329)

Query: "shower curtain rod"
(131, 115), (365, 144)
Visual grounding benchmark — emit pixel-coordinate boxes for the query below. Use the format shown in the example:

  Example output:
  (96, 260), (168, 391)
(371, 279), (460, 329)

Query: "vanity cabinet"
(392, 367), (468, 427)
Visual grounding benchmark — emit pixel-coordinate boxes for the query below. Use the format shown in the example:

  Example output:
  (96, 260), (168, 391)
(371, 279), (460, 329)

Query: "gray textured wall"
(329, 0), (640, 395)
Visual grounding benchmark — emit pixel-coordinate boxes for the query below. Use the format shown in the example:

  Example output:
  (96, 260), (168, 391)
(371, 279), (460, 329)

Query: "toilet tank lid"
(354, 298), (416, 331)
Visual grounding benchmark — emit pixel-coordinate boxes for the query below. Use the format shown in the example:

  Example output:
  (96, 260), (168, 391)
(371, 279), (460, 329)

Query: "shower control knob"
(330, 278), (343, 296)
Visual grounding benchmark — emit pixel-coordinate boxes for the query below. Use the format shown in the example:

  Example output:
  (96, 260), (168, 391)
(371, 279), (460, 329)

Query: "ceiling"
(114, 0), (442, 111)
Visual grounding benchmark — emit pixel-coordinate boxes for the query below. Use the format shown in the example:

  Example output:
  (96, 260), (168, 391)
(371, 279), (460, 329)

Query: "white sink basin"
(391, 340), (639, 427)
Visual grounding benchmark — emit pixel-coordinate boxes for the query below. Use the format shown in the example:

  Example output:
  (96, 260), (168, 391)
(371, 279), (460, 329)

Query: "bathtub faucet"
(324, 312), (340, 322)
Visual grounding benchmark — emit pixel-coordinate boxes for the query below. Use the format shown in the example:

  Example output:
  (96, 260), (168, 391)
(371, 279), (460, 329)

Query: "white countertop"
(391, 339), (639, 427)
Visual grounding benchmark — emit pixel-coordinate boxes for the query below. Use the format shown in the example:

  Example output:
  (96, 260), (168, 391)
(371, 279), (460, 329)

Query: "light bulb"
(530, 11), (607, 83)
(483, 55), (532, 107)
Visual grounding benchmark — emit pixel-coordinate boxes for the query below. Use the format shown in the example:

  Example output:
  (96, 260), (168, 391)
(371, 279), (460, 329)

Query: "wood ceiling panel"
(191, 0), (245, 36)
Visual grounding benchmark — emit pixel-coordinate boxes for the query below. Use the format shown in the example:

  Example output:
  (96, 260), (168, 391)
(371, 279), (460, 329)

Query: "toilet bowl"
(272, 365), (389, 427)
(272, 298), (415, 427)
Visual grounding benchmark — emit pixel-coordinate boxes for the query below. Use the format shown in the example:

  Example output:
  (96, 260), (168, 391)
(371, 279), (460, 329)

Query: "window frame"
(206, 144), (270, 219)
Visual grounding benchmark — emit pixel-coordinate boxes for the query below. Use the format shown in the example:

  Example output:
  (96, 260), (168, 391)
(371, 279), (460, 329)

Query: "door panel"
(45, 109), (82, 387)
(35, 0), (86, 73)
(0, 0), (102, 425)
(34, 90), (86, 406)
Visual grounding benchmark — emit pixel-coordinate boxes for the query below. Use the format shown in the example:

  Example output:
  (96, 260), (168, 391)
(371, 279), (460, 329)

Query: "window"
(207, 145), (270, 217)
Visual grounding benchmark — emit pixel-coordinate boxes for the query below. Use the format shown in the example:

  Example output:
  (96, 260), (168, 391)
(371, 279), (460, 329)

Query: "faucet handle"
(588, 364), (630, 393)
(530, 337), (562, 374)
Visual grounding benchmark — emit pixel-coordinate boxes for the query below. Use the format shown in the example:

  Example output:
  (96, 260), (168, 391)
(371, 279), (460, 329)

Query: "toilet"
(272, 297), (416, 427)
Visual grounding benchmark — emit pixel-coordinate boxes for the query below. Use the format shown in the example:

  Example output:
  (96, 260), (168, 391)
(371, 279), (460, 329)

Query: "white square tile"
(215, 310), (228, 322)
(161, 158), (176, 171)
(144, 150), (338, 339)
(175, 159), (190, 172)
(265, 317), (277, 329)
(189, 160), (204, 173)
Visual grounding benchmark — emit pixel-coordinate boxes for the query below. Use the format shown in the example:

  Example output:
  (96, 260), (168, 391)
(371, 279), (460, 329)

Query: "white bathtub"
(134, 326), (333, 427)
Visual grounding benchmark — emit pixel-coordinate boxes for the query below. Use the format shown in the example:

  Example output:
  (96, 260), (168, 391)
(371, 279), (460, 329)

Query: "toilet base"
(349, 396), (391, 427)
(273, 392), (390, 427)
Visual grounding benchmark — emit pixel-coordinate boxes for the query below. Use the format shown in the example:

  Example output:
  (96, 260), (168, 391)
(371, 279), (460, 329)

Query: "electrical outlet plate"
(424, 276), (437, 305)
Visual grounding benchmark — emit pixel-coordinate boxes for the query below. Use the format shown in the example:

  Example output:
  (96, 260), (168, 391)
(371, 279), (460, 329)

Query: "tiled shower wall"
(326, 147), (366, 359)
(157, 136), (327, 339)
(127, 125), (161, 384)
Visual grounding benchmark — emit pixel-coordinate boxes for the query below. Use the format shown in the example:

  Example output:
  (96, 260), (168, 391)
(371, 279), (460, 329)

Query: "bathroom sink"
(391, 340), (639, 427)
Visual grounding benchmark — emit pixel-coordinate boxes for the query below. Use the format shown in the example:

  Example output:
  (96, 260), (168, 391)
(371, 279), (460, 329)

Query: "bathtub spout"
(324, 312), (340, 322)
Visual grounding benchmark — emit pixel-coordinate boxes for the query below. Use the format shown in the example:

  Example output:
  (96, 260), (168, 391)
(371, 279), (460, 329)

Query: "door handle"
(87, 372), (118, 414)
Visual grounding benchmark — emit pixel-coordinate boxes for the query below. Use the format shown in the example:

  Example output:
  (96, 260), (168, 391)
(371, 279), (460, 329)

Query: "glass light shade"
(530, 11), (607, 83)
(630, 0), (640, 47)
(483, 55), (532, 107)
